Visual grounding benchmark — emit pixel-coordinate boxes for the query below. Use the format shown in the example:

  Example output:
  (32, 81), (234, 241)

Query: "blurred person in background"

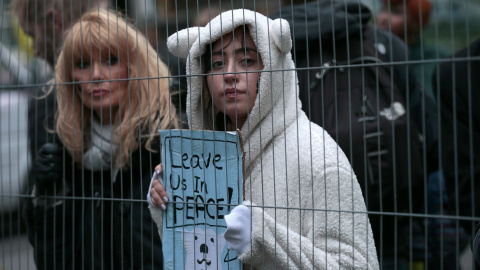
(2, 0), (107, 247)
(378, 0), (471, 267)
(377, 0), (449, 99)
(23, 9), (180, 269)
(276, 0), (467, 268)
(434, 38), (480, 265)
(10, 0), (109, 161)
(273, 1), (425, 268)
(11, 0), (108, 66)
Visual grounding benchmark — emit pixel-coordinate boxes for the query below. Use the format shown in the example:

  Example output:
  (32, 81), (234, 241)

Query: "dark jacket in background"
(272, 0), (437, 157)
(272, 0), (438, 263)
(24, 136), (163, 269)
(435, 38), (480, 234)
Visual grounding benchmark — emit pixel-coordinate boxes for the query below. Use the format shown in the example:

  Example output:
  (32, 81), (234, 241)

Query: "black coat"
(24, 136), (163, 269)
(435, 38), (480, 234)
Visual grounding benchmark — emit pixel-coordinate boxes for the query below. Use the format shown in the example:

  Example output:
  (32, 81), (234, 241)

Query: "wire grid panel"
(1, 0), (480, 269)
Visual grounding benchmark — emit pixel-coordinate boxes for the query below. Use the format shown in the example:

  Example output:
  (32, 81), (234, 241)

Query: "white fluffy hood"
(167, 9), (301, 165)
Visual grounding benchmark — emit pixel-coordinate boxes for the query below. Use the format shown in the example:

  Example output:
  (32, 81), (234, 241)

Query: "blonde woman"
(24, 9), (179, 269)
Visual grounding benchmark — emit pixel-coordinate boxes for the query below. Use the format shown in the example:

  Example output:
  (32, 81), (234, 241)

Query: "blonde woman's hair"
(54, 8), (179, 168)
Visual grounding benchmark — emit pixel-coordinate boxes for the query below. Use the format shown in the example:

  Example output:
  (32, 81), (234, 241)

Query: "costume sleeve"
(239, 166), (379, 269)
(148, 203), (164, 240)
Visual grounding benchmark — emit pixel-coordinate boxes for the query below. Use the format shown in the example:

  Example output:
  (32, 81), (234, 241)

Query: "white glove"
(147, 170), (161, 208)
(224, 204), (252, 255)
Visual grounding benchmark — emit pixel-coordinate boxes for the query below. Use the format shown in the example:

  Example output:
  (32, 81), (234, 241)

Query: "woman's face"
(206, 28), (263, 129)
(72, 53), (129, 123)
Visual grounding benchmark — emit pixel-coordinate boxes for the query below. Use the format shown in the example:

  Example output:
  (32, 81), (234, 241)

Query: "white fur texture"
(150, 9), (380, 269)
(271, 18), (292, 54)
(166, 27), (199, 58)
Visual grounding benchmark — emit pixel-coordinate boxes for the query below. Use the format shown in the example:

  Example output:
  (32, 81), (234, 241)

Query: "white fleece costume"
(150, 9), (379, 269)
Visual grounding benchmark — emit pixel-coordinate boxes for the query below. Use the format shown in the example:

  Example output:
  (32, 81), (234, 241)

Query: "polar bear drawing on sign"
(183, 227), (226, 270)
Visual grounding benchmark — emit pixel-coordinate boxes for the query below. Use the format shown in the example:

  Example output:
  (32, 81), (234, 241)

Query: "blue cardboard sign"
(160, 130), (243, 270)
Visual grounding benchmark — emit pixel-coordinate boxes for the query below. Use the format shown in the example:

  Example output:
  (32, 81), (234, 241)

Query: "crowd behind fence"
(1, 0), (480, 269)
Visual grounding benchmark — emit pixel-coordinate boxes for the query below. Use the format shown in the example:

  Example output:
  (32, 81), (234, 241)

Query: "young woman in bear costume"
(149, 9), (379, 269)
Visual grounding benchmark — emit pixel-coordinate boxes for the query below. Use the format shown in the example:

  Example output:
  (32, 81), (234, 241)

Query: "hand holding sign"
(147, 164), (169, 210)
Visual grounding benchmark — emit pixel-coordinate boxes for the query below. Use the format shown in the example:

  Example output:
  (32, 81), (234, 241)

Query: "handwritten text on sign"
(160, 130), (243, 270)
(161, 131), (242, 229)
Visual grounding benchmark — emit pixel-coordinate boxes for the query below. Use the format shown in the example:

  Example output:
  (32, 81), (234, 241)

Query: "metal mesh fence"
(1, 0), (480, 269)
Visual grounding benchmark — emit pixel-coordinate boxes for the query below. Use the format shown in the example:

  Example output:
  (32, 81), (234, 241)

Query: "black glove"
(33, 143), (63, 195)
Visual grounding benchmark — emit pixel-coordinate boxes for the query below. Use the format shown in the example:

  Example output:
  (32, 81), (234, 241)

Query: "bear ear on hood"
(270, 18), (292, 54)
(167, 27), (202, 58)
